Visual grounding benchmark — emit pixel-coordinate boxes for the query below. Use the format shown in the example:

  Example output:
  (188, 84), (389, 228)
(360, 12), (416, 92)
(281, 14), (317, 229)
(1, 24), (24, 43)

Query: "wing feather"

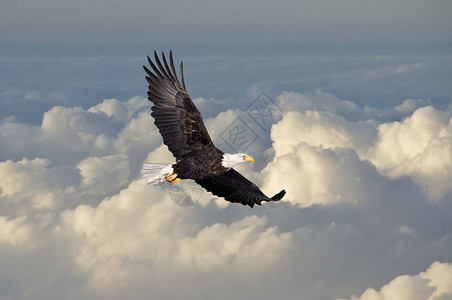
(144, 51), (214, 159)
(195, 169), (285, 207)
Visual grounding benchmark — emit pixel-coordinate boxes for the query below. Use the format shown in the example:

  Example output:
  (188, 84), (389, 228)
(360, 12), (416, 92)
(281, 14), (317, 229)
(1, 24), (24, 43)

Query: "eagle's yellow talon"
(170, 178), (180, 184)
(166, 173), (179, 183)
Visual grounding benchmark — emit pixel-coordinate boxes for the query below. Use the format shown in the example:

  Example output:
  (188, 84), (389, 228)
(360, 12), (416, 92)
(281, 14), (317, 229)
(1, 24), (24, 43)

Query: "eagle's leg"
(166, 173), (180, 184)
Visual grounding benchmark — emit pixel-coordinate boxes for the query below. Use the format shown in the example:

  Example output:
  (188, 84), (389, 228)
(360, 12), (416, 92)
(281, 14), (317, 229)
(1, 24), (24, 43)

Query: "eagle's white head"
(221, 153), (254, 169)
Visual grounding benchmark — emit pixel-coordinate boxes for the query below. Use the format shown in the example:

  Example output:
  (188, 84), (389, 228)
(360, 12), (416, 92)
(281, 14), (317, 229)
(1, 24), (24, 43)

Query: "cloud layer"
(1, 84), (451, 299)
(264, 95), (452, 205)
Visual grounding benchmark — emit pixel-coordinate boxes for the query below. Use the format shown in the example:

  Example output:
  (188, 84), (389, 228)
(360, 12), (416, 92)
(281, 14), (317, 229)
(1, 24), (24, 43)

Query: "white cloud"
(422, 261), (452, 299)
(0, 215), (36, 250)
(344, 261), (452, 300)
(0, 96), (152, 164)
(0, 158), (80, 214)
(277, 90), (359, 116)
(77, 153), (130, 196)
(30, 178), (291, 296)
(0, 96), (159, 214)
(178, 215), (291, 272)
(1, 90), (451, 300)
(263, 97), (452, 204)
(262, 143), (371, 206)
(88, 98), (132, 122)
(364, 106), (452, 201)
(366, 106), (451, 169)
(269, 109), (375, 156)
(0, 105), (112, 164)
(88, 97), (148, 123)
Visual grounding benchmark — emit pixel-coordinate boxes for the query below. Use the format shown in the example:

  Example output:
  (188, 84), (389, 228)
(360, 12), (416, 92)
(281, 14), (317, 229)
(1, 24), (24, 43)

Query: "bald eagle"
(141, 51), (285, 207)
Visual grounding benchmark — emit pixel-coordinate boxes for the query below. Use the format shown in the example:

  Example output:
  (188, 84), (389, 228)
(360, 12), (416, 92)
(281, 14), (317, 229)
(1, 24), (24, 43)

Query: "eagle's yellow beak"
(244, 155), (254, 162)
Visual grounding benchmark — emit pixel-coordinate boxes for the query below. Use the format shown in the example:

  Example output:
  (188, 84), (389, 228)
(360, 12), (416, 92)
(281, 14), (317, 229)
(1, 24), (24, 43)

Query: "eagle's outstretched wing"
(195, 169), (286, 207)
(144, 51), (286, 207)
(144, 51), (214, 159)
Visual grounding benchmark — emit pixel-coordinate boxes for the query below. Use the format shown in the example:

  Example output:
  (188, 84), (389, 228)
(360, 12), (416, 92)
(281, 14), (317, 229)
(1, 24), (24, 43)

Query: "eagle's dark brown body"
(173, 146), (227, 180)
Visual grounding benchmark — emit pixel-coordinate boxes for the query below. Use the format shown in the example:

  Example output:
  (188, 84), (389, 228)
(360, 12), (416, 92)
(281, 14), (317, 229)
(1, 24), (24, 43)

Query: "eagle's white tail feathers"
(141, 163), (174, 189)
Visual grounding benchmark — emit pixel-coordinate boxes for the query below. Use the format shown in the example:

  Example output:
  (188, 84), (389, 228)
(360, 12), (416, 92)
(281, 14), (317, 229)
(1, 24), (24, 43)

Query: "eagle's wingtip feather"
(271, 190), (286, 201)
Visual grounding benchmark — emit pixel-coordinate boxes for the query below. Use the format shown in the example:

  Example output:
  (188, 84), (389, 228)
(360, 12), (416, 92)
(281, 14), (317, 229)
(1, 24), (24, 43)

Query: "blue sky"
(1, 1), (452, 300)
(1, 0), (452, 45)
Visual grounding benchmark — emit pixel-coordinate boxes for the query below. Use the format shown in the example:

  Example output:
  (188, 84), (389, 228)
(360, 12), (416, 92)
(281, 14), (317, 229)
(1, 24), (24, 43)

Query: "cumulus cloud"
(0, 96), (161, 215)
(0, 158), (80, 214)
(264, 92), (452, 203)
(77, 153), (130, 196)
(1, 174), (292, 299)
(262, 143), (375, 206)
(343, 261), (452, 300)
(178, 215), (291, 272)
(269, 109), (376, 155)
(364, 106), (452, 201)
(0, 215), (37, 250)
(0, 95), (156, 163)
(1, 85), (451, 300)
